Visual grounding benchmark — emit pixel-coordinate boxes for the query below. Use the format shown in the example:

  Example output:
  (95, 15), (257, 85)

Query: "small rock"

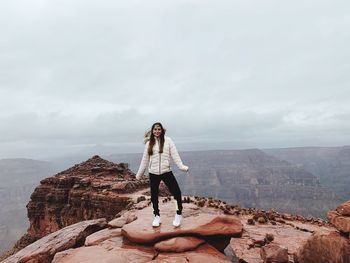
(258, 217), (267, 224)
(336, 200), (350, 216)
(247, 218), (255, 225)
(85, 228), (122, 246)
(260, 243), (288, 263)
(265, 233), (274, 243)
(109, 211), (137, 228)
(137, 196), (146, 203)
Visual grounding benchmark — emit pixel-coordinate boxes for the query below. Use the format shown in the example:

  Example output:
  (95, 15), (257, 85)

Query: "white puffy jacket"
(136, 136), (188, 179)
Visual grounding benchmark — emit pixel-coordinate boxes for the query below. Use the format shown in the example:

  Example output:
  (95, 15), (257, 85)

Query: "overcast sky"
(0, 0), (349, 159)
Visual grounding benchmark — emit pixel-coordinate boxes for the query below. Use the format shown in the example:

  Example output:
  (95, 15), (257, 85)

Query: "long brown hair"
(148, 122), (166, 155)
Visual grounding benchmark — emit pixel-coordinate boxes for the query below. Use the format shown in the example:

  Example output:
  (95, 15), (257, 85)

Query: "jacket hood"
(143, 128), (167, 144)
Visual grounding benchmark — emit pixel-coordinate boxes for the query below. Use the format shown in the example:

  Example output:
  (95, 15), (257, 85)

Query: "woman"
(136, 122), (189, 227)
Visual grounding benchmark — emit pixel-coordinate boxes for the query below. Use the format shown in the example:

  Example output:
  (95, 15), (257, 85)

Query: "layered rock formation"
(111, 149), (339, 218)
(2, 156), (348, 263)
(2, 155), (155, 258)
(26, 155), (134, 237)
(2, 194), (342, 263)
(264, 146), (350, 201)
(2, 146), (343, 255)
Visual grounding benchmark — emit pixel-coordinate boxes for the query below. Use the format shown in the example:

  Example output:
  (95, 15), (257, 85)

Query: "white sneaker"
(173, 214), (182, 227)
(152, 215), (161, 227)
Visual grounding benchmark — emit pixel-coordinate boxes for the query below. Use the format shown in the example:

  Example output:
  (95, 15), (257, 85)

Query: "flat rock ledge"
(121, 213), (243, 252)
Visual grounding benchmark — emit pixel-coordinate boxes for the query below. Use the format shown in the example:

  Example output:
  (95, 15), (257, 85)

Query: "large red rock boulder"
(121, 210), (242, 253)
(295, 231), (350, 263)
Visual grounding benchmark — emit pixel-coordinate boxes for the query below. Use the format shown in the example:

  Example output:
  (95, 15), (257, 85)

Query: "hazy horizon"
(1, 0), (349, 159)
(0, 144), (349, 162)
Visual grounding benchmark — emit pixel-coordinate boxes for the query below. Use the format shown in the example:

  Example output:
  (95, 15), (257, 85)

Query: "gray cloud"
(0, 0), (349, 159)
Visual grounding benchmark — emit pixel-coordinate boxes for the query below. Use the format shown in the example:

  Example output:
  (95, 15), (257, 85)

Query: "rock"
(85, 228), (122, 246)
(91, 166), (103, 173)
(122, 213), (242, 252)
(52, 246), (153, 263)
(229, 215), (335, 263)
(252, 237), (266, 247)
(282, 213), (293, 221)
(152, 243), (232, 263)
(327, 211), (350, 233)
(265, 233), (274, 243)
(108, 217), (127, 228)
(52, 242), (231, 263)
(133, 200), (149, 210)
(108, 211), (137, 228)
(2, 218), (107, 263)
(260, 244), (288, 263)
(247, 218), (255, 225)
(295, 231), (350, 263)
(258, 217), (267, 224)
(13, 156), (139, 252)
(336, 200), (350, 216)
(136, 196), (146, 203)
(154, 236), (205, 252)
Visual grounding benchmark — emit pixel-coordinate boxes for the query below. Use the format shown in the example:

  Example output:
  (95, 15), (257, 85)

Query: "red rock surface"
(52, 246), (154, 263)
(52, 242), (231, 263)
(154, 236), (205, 252)
(328, 211), (350, 234)
(121, 205), (243, 247)
(151, 243), (232, 263)
(337, 200), (350, 216)
(108, 211), (138, 228)
(2, 156), (348, 263)
(260, 244), (288, 263)
(295, 231), (350, 263)
(228, 214), (336, 263)
(13, 156), (148, 252)
(51, 201), (235, 263)
(2, 218), (107, 263)
(84, 228), (122, 246)
(3, 194), (343, 263)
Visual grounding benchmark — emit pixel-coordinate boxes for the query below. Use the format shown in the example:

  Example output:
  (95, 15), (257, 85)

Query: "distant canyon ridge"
(0, 146), (349, 255)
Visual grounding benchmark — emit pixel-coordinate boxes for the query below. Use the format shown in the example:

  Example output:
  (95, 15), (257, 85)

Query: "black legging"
(149, 171), (183, 216)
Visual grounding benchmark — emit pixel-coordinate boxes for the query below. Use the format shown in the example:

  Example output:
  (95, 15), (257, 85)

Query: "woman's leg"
(162, 171), (183, 215)
(149, 173), (162, 216)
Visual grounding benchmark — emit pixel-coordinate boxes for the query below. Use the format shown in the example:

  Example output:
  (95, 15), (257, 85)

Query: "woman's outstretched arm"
(169, 137), (189, 172)
(136, 142), (150, 179)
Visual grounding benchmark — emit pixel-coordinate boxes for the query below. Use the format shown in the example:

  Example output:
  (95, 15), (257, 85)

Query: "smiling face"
(152, 124), (162, 138)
